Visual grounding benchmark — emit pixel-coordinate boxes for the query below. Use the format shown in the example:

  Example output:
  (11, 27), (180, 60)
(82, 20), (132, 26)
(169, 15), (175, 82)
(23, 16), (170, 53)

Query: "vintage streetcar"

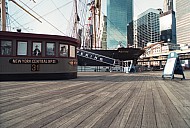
(0, 31), (79, 81)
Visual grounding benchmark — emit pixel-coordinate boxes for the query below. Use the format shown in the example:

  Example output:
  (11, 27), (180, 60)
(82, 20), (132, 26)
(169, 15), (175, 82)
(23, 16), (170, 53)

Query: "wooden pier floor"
(0, 71), (190, 128)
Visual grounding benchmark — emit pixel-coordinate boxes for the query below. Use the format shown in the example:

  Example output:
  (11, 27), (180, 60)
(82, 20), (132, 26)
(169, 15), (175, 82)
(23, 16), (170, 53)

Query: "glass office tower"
(107, 0), (133, 49)
(137, 8), (160, 48)
(176, 0), (190, 45)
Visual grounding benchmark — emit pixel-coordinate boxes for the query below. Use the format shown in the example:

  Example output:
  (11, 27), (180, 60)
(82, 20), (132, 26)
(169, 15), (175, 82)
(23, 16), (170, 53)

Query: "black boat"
(77, 48), (145, 66)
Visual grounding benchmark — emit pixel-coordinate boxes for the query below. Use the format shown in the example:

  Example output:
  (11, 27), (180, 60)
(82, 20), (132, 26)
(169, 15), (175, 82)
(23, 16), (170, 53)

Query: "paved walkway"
(0, 71), (190, 128)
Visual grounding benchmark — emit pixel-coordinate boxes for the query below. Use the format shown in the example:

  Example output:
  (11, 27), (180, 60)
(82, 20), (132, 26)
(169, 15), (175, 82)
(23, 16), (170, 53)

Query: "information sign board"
(163, 58), (176, 75)
(162, 52), (185, 80)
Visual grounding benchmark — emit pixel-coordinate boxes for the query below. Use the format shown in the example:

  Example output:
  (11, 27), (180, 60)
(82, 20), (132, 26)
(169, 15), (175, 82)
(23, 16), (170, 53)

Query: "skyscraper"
(160, 0), (176, 44)
(107, 0), (133, 49)
(163, 0), (173, 12)
(176, 0), (190, 45)
(137, 8), (160, 48)
(160, 10), (176, 44)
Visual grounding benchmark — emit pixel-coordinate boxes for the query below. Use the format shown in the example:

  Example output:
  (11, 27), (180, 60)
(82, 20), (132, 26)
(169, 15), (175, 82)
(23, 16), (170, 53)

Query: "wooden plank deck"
(0, 71), (190, 128)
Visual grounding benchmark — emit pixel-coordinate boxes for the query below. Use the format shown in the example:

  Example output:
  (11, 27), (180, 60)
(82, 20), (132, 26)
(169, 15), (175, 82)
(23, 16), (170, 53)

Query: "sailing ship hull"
(78, 48), (145, 66)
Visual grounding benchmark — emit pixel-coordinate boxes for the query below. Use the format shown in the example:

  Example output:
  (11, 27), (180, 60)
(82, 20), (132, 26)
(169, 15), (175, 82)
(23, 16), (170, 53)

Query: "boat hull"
(78, 48), (144, 66)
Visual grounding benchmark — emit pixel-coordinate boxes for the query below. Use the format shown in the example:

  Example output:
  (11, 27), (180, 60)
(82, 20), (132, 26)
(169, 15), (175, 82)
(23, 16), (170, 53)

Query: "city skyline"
(3, 0), (172, 36)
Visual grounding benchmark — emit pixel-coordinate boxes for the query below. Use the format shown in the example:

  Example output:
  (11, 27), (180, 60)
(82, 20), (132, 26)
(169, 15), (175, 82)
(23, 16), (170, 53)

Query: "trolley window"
(59, 44), (68, 57)
(17, 41), (28, 56)
(32, 42), (42, 56)
(46, 42), (55, 56)
(0, 40), (12, 56)
(70, 45), (76, 58)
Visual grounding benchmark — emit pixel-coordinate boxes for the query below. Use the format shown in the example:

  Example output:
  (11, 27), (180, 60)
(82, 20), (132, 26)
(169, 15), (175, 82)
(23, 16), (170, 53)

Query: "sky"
(6, 0), (176, 36)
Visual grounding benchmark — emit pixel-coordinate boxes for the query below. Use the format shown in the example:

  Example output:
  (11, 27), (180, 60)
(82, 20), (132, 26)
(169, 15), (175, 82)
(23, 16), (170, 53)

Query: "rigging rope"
(50, 0), (70, 23)
(9, 14), (30, 32)
(10, 0), (46, 24)
(21, 1), (72, 26)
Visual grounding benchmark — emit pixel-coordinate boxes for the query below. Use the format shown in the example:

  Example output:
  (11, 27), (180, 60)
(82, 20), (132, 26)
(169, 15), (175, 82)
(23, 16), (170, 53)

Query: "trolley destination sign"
(9, 59), (58, 64)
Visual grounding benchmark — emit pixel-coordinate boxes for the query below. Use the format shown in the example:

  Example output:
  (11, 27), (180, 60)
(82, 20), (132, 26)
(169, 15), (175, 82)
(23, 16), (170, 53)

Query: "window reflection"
(60, 44), (68, 57)
(70, 45), (76, 58)
(1, 40), (12, 55)
(46, 43), (55, 56)
(17, 41), (27, 55)
(33, 42), (41, 56)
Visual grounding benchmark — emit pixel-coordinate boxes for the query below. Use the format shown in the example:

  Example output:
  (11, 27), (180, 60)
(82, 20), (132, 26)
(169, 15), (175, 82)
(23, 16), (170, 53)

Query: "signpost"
(162, 52), (185, 80)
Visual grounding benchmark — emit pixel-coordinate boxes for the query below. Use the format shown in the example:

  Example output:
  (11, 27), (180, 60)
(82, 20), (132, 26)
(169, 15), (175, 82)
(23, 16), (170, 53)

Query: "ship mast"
(93, 0), (96, 49)
(1, 0), (41, 31)
(1, 0), (6, 31)
(73, 0), (79, 39)
(89, 0), (101, 49)
(70, 0), (101, 48)
(96, 0), (101, 49)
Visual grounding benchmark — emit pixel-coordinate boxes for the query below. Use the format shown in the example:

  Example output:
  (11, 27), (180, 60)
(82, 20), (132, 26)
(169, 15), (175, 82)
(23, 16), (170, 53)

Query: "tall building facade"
(107, 0), (133, 49)
(160, 10), (176, 44)
(137, 8), (160, 48)
(133, 20), (138, 48)
(176, 0), (190, 45)
(163, 0), (173, 12)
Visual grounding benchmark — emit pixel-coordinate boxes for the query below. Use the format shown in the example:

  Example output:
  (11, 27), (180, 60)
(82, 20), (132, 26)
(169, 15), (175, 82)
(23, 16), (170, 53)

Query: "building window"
(32, 42), (42, 56)
(46, 42), (55, 56)
(0, 40), (12, 55)
(17, 41), (28, 55)
(59, 44), (68, 57)
(70, 45), (76, 58)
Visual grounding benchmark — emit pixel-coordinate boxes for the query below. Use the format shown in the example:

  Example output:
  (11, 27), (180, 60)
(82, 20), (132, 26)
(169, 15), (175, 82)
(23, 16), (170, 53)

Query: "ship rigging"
(1, 0), (145, 67)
